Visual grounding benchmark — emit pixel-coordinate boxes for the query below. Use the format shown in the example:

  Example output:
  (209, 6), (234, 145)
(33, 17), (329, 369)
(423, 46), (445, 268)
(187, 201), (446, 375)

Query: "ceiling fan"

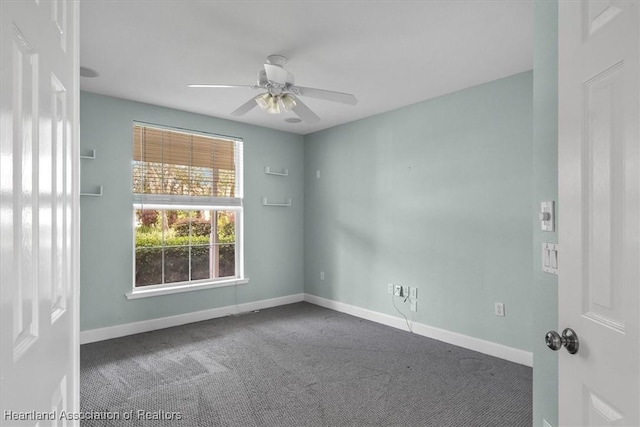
(189, 55), (358, 124)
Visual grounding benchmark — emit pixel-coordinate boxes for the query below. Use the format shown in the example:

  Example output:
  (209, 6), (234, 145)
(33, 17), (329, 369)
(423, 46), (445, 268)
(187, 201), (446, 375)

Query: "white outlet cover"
(495, 302), (505, 317)
(410, 300), (417, 312)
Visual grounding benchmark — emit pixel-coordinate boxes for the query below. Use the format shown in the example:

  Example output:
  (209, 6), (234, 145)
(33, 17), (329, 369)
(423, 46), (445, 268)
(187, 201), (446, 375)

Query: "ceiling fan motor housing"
(266, 55), (288, 67)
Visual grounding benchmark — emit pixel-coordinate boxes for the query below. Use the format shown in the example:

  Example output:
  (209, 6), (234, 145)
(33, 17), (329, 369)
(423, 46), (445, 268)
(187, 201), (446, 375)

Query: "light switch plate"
(542, 243), (558, 275)
(540, 201), (555, 231)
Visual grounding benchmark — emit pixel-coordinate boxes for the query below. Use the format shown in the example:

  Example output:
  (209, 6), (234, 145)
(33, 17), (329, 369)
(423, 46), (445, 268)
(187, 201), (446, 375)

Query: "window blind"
(133, 124), (242, 205)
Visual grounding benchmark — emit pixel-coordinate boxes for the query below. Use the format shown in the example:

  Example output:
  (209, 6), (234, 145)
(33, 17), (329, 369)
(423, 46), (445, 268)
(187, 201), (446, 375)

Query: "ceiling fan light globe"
(255, 93), (271, 110)
(280, 94), (297, 111)
(266, 96), (281, 114)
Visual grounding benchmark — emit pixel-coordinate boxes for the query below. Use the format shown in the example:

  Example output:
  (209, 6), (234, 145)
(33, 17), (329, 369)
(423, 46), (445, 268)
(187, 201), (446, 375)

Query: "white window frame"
(127, 123), (248, 299)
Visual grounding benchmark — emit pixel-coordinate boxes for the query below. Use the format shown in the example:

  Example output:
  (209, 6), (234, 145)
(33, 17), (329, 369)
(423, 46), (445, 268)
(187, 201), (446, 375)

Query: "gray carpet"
(80, 302), (532, 427)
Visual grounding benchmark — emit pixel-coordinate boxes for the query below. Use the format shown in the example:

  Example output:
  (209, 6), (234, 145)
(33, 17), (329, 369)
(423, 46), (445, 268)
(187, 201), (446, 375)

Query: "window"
(131, 123), (244, 294)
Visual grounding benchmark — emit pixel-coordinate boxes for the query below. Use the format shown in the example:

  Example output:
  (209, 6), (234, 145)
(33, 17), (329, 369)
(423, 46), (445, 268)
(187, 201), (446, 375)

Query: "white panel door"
(0, 0), (80, 425)
(558, 1), (639, 426)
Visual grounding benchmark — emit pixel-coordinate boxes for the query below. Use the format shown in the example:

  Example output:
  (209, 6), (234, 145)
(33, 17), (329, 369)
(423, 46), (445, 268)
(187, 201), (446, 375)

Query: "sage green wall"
(79, 92), (304, 331)
(533, 1), (558, 425)
(304, 72), (533, 352)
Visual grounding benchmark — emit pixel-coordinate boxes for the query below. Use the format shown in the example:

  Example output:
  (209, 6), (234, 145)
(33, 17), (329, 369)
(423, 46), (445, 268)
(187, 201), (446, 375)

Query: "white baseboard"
(303, 293), (533, 367)
(80, 293), (304, 344)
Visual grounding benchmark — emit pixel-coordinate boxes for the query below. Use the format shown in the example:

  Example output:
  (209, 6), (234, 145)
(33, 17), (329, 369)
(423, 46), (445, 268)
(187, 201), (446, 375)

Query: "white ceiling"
(80, 1), (533, 135)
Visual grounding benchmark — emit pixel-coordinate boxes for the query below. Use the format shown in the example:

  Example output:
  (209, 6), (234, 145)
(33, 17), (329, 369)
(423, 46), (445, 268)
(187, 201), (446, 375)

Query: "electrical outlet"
(402, 285), (409, 298)
(320, 271), (325, 280)
(410, 287), (418, 299)
(410, 300), (417, 312)
(495, 302), (505, 317)
(387, 283), (394, 294)
(394, 285), (402, 297)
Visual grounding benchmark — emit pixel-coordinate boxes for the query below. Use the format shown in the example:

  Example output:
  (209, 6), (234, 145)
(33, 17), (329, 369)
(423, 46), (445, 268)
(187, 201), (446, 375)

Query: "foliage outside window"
(132, 123), (243, 289)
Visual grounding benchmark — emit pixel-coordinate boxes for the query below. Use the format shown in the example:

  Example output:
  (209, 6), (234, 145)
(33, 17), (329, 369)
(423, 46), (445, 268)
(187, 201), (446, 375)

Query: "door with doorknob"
(558, 1), (639, 425)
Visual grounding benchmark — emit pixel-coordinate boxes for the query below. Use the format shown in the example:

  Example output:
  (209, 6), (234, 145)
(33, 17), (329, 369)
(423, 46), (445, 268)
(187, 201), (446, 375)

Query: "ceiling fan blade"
(264, 63), (289, 85)
(231, 96), (258, 116)
(290, 86), (358, 105)
(290, 96), (320, 123)
(188, 84), (257, 89)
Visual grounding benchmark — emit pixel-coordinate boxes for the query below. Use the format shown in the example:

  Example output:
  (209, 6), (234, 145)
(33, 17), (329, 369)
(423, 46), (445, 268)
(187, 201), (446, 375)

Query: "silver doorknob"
(545, 328), (579, 354)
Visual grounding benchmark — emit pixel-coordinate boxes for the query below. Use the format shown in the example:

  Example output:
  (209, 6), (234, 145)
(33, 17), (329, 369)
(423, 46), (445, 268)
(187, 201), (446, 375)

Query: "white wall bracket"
(81, 185), (103, 197)
(262, 197), (292, 207)
(264, 166), (288, 176)
(80, 149), (96, 159)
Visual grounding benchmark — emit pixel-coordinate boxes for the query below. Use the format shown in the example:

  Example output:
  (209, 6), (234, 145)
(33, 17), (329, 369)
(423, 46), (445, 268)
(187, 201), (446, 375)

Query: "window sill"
(125, 277), (250, 300)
